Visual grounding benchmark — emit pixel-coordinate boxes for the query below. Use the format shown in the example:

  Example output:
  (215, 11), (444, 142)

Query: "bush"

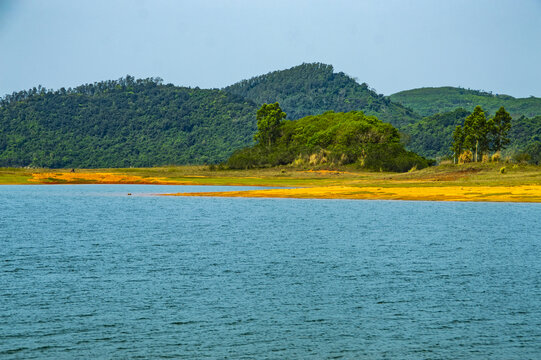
(361, 143), (428, 172)
(500, 166), (506, 174)
(524, 141), (541, 165)
(513, 152), (531, 164)
(227, 148), (263, 169)
(491, 152), (501, 162)
(458, 150), (473, 164)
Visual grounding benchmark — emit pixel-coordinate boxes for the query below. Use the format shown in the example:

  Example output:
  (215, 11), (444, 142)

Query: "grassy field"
(2, 163), (541, 202)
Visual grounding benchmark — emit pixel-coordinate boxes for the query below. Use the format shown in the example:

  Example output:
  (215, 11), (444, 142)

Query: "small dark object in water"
(127, 193), (132, 196)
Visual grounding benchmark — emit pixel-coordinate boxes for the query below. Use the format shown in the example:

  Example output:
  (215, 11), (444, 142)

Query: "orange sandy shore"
(165, 185), (541, 202)
(28, 172), (193, 185)
(22, 171), (541, 202)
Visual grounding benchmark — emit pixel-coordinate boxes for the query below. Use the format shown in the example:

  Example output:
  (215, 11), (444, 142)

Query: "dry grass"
(2, 163), (541, 202)
(168, 184), (541, 202)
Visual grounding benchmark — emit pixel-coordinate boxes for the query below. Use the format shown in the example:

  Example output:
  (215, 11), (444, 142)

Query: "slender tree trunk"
(475, 141), (479, 162)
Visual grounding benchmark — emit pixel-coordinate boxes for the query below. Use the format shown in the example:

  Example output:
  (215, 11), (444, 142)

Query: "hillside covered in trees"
(389, 87), (541, 118)
(0, 77), (258, 168)
(225, 63), (420, 127)
(228, 105), (429, 172)
(1, 64), (539, 169)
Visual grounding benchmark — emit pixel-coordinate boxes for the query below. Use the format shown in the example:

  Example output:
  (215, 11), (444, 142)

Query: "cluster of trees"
(225, 63), (420, 127)
(451, 106), (511, 163)
(401, 109), (541, 161)
(228, 103), (429, 172)
(0, 76), (258, 168)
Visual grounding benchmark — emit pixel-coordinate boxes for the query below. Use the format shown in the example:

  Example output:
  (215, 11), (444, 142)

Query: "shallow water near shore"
(1, 185), (541, 359)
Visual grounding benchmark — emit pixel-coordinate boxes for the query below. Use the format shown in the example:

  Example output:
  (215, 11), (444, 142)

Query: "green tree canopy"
(448, 105), (513, 162)
(225, 63), (420, 127)
(463, 105), (489, 162)
(491, 106), (512, 152)
(0, 76), (258, 168)
(254, 102), (286, 148)
(229, 110), (429, 172)
(524, 141), (541, 165)
(451, 125), (464, 163)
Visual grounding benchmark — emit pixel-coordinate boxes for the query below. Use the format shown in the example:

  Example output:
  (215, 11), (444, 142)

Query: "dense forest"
(1, 63), (540, 168)
(225, 63), (420, 127)
(0, 77), (258, 168)
(228, 105), (429, 172)
(389, 87), (541, 118)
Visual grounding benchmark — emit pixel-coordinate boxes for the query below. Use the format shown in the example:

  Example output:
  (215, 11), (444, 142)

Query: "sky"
(1, 0), (540, 98)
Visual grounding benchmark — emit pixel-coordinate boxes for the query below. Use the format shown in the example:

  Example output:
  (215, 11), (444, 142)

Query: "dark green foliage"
(491, 107), (512, 152)
(523, 141), (541, 164)
(403, 108), (470, 158)
(2, 67), (537, 169)
(228, 110), (429, 172)
(507, 115), (541, 152)
(0, 77), (258, 168)
(462, 106), (490, 162)
(403, 107), (541, 159)
(225, 63), (421, 127)
(445, 106), (509, 162)
(390, 86), (541, 119)
(451, 125), (465, 163)
(254, 103), (286, 148)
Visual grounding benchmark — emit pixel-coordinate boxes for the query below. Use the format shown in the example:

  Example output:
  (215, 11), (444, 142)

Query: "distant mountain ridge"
(225, 63), (421, 127)
(389, 86), (541, 118)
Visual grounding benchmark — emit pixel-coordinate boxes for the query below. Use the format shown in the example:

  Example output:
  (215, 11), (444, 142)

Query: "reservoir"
(1, 185), (540, 359)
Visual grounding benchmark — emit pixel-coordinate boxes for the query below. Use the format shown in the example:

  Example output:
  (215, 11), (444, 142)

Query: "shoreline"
(163, 185), (541, 203)
(1, 165), (541, 203)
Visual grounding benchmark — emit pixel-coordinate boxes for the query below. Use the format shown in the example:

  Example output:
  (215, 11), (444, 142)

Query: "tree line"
(451, 106), (511, 163)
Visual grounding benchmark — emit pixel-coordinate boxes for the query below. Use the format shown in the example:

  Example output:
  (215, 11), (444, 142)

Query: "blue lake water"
(1, 184), (541, 359)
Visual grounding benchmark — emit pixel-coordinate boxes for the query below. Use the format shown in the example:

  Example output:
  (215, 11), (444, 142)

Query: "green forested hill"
(0, 77), (258, 168)
(389, 87), (541, 118)
(225, 63), (420, 127)
(3, 67), (539, 169)
(402, 108), (470, 158)
(403, 109), (541, 159)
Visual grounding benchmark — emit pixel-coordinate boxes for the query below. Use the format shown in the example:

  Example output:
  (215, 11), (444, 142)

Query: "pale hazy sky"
(1, 0), (540, 98)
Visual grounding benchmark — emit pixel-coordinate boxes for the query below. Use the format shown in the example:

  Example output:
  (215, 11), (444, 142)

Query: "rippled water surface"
(1, 185), (541, 359)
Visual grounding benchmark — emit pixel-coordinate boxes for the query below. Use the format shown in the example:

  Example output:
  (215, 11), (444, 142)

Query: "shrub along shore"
(2, 163), (541, 202)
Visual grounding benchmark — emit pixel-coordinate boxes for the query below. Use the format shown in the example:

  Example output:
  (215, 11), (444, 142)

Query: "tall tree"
(463, 106), (489, 162)
(491, 106), (512, 152)
(254, 102), (286, 148)
(451, 125), (464, 164)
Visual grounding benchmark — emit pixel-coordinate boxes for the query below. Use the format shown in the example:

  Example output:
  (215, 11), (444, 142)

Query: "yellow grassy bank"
(2, 164), (541, 203)
(165, 185), (541, 202)
(28, 172), (180, 185)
